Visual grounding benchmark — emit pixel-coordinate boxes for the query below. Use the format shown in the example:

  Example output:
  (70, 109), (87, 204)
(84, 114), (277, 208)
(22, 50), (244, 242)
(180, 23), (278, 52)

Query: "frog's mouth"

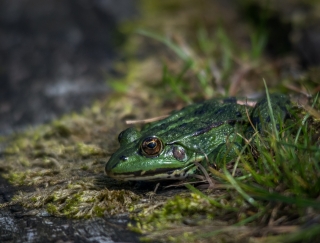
(106, 164), (196, 181)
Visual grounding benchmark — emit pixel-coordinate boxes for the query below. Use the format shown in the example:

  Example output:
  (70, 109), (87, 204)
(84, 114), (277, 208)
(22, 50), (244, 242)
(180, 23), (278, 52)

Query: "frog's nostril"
(119, 155), (128, 161)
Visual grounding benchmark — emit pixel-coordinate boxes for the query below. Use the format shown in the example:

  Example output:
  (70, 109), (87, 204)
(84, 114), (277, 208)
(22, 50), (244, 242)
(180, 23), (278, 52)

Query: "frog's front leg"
(205, 140), (243, 167)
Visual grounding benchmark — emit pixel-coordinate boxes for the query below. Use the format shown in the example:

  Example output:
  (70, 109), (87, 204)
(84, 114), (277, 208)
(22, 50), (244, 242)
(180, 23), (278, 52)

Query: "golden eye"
(141, 137), (163, 157)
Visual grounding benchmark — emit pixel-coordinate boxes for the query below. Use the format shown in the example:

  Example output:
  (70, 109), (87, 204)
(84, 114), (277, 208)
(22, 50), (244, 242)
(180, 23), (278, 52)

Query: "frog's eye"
(141, 137), (163, 157)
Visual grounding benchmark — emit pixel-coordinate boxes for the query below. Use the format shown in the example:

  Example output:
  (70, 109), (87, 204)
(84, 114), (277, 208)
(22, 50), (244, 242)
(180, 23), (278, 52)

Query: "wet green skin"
(105, 94), (291, 181)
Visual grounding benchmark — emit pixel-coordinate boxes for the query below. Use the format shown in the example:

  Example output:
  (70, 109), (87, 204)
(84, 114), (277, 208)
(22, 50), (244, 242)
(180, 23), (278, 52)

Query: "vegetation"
(120, 1), (320, 242)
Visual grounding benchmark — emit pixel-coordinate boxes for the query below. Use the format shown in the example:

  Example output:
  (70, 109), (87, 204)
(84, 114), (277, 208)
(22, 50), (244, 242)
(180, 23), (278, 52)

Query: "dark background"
(0, 0), (137, 135)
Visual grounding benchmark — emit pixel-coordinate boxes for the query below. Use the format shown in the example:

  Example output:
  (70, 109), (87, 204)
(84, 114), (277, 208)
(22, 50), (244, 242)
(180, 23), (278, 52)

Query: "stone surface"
(0, 0), (137, 135)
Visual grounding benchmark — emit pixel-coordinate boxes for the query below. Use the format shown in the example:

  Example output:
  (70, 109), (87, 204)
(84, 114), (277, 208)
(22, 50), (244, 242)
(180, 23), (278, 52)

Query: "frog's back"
(140, 98), (250, 143)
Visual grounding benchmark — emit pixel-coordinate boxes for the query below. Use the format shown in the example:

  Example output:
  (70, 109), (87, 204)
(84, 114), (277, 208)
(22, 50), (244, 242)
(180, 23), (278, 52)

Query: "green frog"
(105, 94), (291, 181)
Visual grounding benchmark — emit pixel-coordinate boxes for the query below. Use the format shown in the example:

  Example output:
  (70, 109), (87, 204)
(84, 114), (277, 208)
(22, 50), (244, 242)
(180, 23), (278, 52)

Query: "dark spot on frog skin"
(159, 123), (168, 130)
(192, 121), (225, 136)
(177, 117), (184, 122)
(251, 116), (260, 126)
(194, 107), (207, 115)
(235, 111), (242, 118)
(213, 107), (226, 116)
(179, 123), (188, 129)
(172, 146), (186, 161)
(280, 106), (290, 117)
(223, 97), (237, 103)
(227, 120), (237, 126)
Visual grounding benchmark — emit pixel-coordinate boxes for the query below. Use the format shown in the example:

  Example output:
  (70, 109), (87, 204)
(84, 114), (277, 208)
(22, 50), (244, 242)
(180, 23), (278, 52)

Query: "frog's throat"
(106, 163), (197, 181)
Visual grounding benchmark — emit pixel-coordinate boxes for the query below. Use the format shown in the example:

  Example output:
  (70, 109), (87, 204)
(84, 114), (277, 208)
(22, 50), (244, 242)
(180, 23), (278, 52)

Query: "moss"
(46, 203), (58, 215)
(81, 164), (89, 171)
(9, 179), (141, 218)
(5, 172), (27, 185)
(77, 143), (105, 157)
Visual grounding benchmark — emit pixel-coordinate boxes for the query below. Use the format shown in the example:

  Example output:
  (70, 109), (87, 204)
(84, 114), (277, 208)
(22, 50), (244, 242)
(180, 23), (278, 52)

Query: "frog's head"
(105, 127), (199, 181)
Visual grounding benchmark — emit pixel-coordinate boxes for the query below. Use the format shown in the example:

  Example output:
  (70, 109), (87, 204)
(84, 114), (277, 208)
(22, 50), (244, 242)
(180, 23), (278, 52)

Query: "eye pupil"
(141, 137), (163, 157)
(147, 142), (156, 149)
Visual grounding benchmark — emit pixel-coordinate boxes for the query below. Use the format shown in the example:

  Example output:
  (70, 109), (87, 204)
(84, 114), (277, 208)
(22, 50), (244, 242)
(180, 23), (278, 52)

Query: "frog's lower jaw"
(106, 164), (197, 181)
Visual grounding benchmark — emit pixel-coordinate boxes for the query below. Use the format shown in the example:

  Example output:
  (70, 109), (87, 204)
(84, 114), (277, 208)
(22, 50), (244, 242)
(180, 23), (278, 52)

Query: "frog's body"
(105, 94), (291, 181)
